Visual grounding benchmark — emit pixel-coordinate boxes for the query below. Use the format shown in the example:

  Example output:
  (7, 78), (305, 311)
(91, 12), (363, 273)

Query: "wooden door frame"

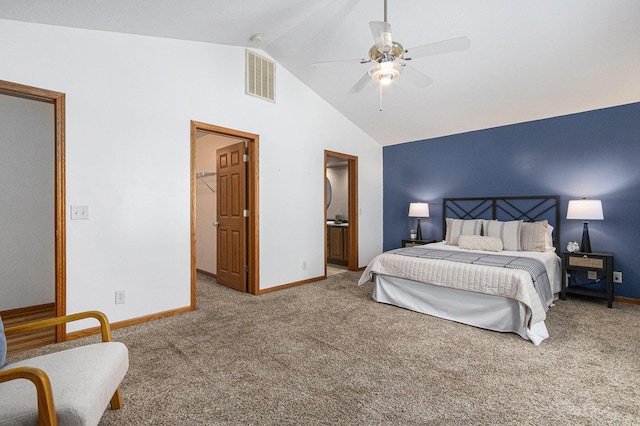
(190, 121), (260, 303)
(324, 150), (358, 271)
(0, 79), (66, 341)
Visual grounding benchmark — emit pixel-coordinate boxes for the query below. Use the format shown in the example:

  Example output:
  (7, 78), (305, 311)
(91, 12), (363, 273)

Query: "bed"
(358, 196), (562, 345)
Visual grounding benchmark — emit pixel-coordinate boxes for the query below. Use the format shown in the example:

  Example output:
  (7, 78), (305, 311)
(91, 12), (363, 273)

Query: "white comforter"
(358, 242), (561, 326)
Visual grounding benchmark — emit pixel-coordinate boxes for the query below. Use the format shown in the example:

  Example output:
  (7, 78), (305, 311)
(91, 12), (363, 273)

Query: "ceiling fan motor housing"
(368, 42), (405, 62)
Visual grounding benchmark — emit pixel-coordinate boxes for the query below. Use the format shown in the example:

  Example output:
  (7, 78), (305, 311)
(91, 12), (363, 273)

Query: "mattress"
(359, 242), (561, 345)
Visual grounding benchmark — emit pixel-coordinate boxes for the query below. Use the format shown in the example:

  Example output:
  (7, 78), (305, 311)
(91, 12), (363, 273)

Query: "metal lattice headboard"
(443, 196), (561, 251)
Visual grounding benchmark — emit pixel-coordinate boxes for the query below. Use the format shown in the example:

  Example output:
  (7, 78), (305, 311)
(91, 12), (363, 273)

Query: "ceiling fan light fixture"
(369, 61), (402, 85)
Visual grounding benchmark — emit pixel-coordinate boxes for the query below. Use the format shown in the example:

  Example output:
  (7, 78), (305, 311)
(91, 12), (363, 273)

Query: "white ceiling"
(2, 0), (639, 146)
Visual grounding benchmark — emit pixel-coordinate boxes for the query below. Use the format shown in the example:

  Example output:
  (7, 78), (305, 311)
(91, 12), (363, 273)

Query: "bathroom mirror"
(326, 177), (332, 209)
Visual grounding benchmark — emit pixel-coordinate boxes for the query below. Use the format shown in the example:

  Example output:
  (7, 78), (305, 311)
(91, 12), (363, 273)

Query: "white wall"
(0, 94), (55, 310)
(0, 19), (383, 330)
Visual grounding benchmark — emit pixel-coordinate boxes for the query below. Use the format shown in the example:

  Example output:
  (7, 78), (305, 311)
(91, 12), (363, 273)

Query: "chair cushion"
(0, 315), (6, 367)
(0, 341), (128, 426)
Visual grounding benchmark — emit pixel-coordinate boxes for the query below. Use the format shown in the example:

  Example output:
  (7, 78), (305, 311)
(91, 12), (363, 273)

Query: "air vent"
(246, 50), (275, 102)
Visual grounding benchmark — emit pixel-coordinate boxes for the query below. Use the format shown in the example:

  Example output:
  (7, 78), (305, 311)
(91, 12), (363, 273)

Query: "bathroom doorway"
(325, 150), (358, 274)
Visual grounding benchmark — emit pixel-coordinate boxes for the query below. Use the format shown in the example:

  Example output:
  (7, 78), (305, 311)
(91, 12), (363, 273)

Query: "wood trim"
(190, 121), (260, 297)
(0, 80), (66, 342)
(65, 306), (192, 340)
(0, 303), (55, 319)
(196, 269), (217, 279)
(257, 275), (326, 295)
(54, 93), (66, 340)
(190, 122), (198, 309)
(247, 134), (260, 295)
(614, 296), (640, 305)
(347, 156), (359, 270)
(0, 80), (61, 103)
(325, 150), (359, 271)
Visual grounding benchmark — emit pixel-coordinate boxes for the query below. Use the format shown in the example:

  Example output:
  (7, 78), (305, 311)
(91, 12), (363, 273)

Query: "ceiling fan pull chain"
(379, 84), (384, 111)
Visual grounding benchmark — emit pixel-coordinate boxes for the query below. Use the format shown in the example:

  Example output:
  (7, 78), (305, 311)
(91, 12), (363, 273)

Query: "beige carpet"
(8, 271), (640, 425)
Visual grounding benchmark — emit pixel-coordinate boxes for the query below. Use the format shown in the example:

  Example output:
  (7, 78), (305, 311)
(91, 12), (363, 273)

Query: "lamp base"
(416, 218), (423, 241)
(581, 221), (592, 253)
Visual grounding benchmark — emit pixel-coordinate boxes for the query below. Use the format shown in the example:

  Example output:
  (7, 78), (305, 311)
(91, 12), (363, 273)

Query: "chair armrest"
(0, 366), (57, 426)
(4, 310), (113, 342)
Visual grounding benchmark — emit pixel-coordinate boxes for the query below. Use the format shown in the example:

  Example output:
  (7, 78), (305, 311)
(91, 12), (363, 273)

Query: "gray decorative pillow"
(445, 218), (483, 246)
(0, 315), (7, 367)
(521, 220), (548, 252)
(483, 220), (522, 251)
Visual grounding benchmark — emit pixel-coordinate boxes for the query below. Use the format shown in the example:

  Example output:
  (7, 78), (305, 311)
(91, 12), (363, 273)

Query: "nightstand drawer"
(568, 256), (604, 269)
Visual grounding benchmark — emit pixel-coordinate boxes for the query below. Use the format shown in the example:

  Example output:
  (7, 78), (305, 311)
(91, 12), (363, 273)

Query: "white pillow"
(445, 218), (483, 246)
(545, 224), (555, 251)
(483, 220), (522, 251)
(458, 235), (503, 252)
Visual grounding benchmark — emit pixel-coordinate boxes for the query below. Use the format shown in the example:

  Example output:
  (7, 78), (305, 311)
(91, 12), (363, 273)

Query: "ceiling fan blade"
(401, 65), (434, 88)
(311, 57), (370, 67)
(348, 71), (373, 94)
(405, 36), (470, 59)
(369, 21), (393, 53)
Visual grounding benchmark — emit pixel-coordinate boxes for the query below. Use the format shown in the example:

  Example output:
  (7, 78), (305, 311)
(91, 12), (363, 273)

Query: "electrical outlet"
(588, 270), (597, 280)
(71, 205), (89, 220)
(613, 271), (622, 283)
(302, 261), (307, 270)
(115, 290), (125, 304)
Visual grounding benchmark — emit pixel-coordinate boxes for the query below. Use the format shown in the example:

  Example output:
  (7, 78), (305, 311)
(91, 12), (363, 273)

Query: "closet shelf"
(196, 171), (216, 193)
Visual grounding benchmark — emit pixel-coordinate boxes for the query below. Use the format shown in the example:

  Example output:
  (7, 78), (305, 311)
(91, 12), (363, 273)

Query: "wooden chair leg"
(110, 387), (123, 410)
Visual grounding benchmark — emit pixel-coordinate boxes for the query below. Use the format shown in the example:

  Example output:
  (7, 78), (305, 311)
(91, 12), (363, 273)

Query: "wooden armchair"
(0, 311), (129, 426)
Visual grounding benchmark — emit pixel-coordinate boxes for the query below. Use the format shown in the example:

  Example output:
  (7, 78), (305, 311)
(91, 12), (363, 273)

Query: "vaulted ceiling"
(2, 0), (638, 146)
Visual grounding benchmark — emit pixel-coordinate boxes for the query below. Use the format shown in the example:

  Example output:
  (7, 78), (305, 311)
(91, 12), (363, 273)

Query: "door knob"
(213, 221), (220, 227)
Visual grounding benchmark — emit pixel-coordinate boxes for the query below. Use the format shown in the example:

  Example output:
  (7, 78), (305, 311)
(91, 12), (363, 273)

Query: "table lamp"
(566, 199), (604, 253)
(409, 202), (430, 240)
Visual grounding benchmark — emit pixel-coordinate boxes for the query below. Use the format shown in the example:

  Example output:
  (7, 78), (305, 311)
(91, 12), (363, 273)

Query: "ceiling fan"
(315, 0), (470, 107)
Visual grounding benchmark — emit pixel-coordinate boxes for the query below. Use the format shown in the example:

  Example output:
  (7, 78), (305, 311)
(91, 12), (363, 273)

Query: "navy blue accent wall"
(383, 102), (640, 299)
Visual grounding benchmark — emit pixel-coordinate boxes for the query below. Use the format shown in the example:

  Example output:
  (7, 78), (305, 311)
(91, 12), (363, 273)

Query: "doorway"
(325, 150), (358, 273)
(190, 121), (260, 305)
(0, 79), (66, 347)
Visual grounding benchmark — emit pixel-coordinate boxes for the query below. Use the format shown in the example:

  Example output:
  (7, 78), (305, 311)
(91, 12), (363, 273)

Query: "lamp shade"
(409, 202), (430, 218)
(566, 199), (604, 220)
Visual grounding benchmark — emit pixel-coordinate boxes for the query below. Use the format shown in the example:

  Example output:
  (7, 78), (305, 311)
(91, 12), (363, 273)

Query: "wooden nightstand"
(561, 251), (614, 308)
(402, 239), (436, 247)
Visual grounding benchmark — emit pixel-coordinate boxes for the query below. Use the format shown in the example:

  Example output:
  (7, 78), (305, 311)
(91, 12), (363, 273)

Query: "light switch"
(71, 205), (89, 220)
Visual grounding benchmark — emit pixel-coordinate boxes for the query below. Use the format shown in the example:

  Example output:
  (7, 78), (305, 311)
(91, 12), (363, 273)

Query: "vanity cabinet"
(327, 225), (348, 265)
